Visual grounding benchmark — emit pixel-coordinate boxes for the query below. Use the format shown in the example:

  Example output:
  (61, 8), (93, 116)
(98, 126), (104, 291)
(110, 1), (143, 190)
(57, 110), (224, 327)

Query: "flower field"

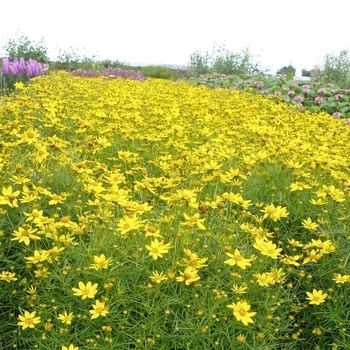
(1, 71), (350, 349)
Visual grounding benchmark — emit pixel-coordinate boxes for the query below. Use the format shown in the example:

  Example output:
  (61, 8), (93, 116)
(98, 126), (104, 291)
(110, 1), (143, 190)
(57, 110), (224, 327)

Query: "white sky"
(0, 0), (349, 75)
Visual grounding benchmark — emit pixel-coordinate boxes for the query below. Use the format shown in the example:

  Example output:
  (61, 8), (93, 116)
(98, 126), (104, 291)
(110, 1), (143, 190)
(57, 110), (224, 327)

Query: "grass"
(0, 70), (350, 350)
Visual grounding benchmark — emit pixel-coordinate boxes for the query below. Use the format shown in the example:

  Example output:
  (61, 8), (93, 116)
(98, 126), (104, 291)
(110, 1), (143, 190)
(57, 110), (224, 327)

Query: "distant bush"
(311, 49), (350, 89)
(50, 46), (103, 72)
(1, 33), (49, 63)
(189, 43), (263, 77)
(276, 65), (296, 80)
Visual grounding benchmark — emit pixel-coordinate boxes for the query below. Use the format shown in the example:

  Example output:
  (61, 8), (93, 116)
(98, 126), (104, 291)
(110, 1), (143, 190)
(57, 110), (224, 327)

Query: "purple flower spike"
(9, 63), (19, 76)
(19, 57), (26, 73)
(2, 58), (9, 75)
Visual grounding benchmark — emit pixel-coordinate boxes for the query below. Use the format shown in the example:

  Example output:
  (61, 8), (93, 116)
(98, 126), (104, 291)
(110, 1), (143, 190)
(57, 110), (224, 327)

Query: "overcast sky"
(0, 0), (349, 75)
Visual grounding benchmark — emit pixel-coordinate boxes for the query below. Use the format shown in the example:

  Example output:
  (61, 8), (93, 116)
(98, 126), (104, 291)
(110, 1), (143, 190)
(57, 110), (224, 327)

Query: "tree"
(301, 68), (311, 77)
(276, 65), (296, 80)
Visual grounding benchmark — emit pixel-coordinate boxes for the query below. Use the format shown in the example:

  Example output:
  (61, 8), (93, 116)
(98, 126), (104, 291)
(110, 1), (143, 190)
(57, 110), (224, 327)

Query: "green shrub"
(188, 43), (264, 77)
(276, 65), (296, 80)
(311, 49), (350, 89)
(1, 32), (49, 62)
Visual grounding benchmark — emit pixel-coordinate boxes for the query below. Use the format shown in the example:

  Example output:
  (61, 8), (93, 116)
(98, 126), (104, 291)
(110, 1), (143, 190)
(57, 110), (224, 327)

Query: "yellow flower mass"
(1, 71), (350, 348)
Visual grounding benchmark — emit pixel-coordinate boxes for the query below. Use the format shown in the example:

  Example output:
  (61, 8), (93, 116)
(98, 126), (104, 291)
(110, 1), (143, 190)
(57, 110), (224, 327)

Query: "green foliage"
(314, 49), (350, 89)
(189, 49), (211, 76)
(140, 65), (173, 79)
(189, 43), (263, 77)
(139, 65), (187, 80)
(100, 59), (129, 70)
(185, 72), (350, 121)
(276, 65), (296, 80)
(301, 68), (311, 77)
(50, 46), (103, 71)
(1, 32), (49, 62)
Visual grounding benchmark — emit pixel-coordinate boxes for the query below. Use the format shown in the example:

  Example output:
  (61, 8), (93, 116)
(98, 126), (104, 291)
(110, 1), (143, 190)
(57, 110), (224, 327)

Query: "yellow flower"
(224, 249), (252, 269)
(18, 127), (40, 144)
(181, 213), (206, 230)
(89, 254), (112, 270)
(260, 203), (289, 222)
(0, 186), (21, 208)
(145, 238), (173, 260)
(11, 226), (39, 246)
(332, 273), (350, 284)
(231, 284), (248, 294)
(237, 333), (246, 342)
(227, 300), (256, 325)
(17, 310), (41, 330)
(149, 271), (168, 284)
(72, 281), (98, 299)
(89, 300), (109, 319)
(116, 214), (146, 235)
(62, 345), (79, 350)
(24, 249), (49, 264)
(253, 237), (282, 259)
(302, 217), (319, 232)
(57, 310), (74, 324)
(0, 271), (18, 282)
(176, 266), (200, 286)
(306, 289), (328, 305)
(290, 181), (312, 191)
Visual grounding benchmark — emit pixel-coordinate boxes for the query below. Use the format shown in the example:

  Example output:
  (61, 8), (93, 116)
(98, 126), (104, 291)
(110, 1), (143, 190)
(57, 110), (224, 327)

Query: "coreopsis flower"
(176, 266), (200, 286)
(89, 300), (109, 319)
(282, 254), (301, 266)
(11, 226), (40, 246)
(18, 127), (40, 144)
(149, 271), (168, 284)
(0, 271), (18, 282)
(24, 249), (49, 264)
(302, 217), (319, 232)
(145, 238), (173, 260)
(224, 249), (253, 269)
(227, 300), (256, 325)
(182, 249), (208, 269)
(62, 345), (79, 350)
(116, 214), (146, 235)
(181, 213), (206, 230)
(290, 181), (311, 191)
(17, 310), (41, 330)
(57, 311), (74, 325)
(89, 254), (113, 270)
(253, 237), (282, 259)
(306, 289), (327, 305)
(260, 203), (289, 222)
(72, 281), (98, 299)
(0, 186), (21, 208)
(332, 273), (350, 284)
(231, 284), (248, 294)
(303, 249), (322, 264)
(35, 144), (49, 163)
